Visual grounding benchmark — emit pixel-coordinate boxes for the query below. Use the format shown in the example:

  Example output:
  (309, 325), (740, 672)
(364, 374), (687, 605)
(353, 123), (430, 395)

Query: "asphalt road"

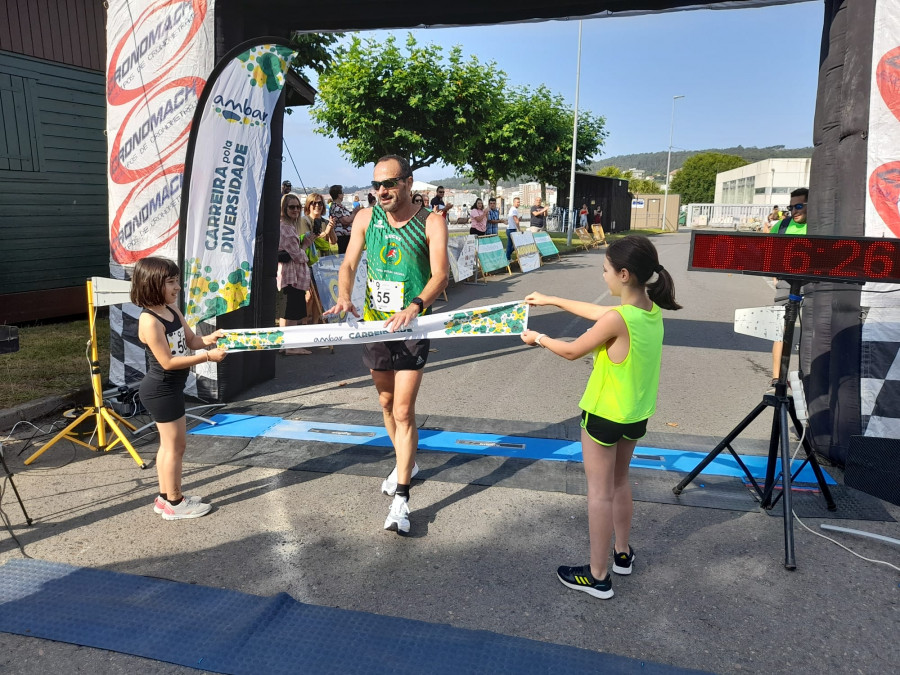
(244, 230), (779, 451)
(3, 232), (897, 675)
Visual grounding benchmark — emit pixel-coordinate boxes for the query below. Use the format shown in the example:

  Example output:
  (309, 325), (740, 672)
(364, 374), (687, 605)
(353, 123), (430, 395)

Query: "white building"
(714, 158), (811, 206)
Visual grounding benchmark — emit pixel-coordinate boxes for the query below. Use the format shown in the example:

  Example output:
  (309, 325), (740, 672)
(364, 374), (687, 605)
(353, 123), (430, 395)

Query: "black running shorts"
(139, 375), (187, 423)
(580, 410), (648, 447)
(363, 338), (431, 371)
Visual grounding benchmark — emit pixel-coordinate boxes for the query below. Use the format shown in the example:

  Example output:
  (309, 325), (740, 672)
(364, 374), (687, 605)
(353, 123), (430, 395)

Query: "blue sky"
(282, 2), (823, 189)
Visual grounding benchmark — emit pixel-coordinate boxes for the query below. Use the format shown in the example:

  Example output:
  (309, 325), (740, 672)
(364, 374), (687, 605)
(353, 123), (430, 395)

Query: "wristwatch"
(410, 297), (425, 313)
(535, 333), (546, 347)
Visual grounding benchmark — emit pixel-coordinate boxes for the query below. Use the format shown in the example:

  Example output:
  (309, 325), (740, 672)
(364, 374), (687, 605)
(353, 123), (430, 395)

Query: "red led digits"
(864, 241), (895, 279)
(689, 232), (900, 283)
(783, 238), (812, 274)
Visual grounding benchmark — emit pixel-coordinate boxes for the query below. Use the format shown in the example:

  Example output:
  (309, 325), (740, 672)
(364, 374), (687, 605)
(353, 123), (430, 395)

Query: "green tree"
(596, 166), (661, 195)
(597, 166), (630, 179)
(524, 89), (607, 193)
(289, 32), (343, 79)
(669, 152), (748, 204)
(311, 34), (506, 171)
(462, 89), (544, 196)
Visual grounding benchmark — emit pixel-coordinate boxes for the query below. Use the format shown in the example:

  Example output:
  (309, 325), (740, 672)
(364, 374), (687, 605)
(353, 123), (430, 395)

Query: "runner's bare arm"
(524, 292), (617, 322)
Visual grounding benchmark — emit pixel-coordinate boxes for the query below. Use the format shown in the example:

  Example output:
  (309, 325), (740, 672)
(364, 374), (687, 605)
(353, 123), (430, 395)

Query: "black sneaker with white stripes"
(612, 546), (635, 575)
(556, 564), (613, 599)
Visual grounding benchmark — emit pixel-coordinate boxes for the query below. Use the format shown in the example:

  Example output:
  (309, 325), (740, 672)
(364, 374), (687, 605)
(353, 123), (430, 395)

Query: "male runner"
(325, 155), (449, 534)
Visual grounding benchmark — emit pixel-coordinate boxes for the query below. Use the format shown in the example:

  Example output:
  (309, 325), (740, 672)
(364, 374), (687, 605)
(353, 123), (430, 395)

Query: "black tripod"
(673, 279), (835, 569)
(1, 446), (33, 526)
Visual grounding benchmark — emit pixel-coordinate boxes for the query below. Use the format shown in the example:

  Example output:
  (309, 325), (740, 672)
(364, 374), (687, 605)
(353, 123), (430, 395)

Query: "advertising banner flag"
(511, 232), (541, 272)
(180, 39), (297, 325)
(217, 302), (529, 351)
(475, 235), (509, 274)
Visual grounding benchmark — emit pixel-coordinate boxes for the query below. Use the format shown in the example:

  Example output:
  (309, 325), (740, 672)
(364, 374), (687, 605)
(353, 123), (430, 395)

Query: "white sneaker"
(153, 495), (203, 515)
(383, 495), (410, 534)
(161, 497), (212, 520)
(381, 463), (419, 496)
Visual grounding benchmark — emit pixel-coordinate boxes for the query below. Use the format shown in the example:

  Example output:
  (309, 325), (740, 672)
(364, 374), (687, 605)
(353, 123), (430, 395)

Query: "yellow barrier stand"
(25, 279), (147, 469)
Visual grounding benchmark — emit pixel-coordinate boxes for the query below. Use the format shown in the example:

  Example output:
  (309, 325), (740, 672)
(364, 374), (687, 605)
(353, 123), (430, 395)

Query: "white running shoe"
(161, 497), (212, 521)
(153, 495), (203, 515)
(381, 463), (419, 496)
(383, 495), (410, 534)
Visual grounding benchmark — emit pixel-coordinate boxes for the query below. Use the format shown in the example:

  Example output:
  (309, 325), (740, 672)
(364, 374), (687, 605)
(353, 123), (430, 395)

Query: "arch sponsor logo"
(210, 45), (295, 126)
(110, 166), (184, 264)
(109, 77), (202, 184)
(107, 0), (209, 106)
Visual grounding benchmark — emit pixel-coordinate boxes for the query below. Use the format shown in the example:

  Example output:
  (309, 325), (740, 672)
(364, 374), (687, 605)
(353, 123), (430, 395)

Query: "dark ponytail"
(605, 235), (682, 311)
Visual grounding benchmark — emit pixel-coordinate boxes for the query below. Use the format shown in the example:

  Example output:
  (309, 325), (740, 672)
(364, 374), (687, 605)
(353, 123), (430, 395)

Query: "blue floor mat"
(190, 414), (835, 485)
(0, 559), (700, 675)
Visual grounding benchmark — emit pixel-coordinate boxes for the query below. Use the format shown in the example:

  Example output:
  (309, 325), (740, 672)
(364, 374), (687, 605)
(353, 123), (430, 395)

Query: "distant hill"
(336, 145), (815, 191)
(590, 145), (814, 177)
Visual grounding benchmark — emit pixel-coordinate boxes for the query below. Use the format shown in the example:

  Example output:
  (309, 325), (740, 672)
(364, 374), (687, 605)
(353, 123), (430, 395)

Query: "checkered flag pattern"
(861, 305), (900, 438)
(108, 262), (218, 402)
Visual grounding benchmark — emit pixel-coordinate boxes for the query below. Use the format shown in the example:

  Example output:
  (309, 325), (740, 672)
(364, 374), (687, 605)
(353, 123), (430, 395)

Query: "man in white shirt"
(506, 197), (520, 261)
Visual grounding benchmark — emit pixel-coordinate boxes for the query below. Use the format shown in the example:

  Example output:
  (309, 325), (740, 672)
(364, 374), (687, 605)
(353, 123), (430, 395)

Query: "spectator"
(278, 193), (316, 354)
(486, 197), (501, 236)
(367, 193), (377, 207)
(579, 204), (589, 228)
(329, 184), (359, 254)
(506, 197), (521, 261)
(530, 196), (549, 232)
(430, 186), (453, 222)
(281, 180), (292, 196)
(764, 205), (781, 233)
(469, 198), (487, 235)
(412, 193), (425, 209)
(301, 192), (335, 257)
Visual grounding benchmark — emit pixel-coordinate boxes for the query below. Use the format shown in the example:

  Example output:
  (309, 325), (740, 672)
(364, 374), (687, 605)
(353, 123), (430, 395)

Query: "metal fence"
(684, 204), (770, 231)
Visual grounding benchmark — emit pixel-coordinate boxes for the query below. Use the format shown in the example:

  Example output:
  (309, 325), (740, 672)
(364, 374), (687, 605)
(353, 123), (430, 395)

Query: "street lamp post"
(566, 20), (583, 246)
(662, 95), (684, 231)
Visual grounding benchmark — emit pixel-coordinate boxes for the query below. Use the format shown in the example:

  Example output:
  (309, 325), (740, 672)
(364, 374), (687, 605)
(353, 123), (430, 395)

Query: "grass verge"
(0, 318), (109, 409)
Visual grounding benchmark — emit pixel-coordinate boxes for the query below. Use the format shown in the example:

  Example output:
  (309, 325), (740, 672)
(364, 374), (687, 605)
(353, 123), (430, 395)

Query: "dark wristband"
(410, 297), (425, 312)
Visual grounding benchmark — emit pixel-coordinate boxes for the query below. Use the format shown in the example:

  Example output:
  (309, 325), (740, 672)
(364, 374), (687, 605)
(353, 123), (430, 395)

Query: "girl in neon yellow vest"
(521, 235), (682, 599)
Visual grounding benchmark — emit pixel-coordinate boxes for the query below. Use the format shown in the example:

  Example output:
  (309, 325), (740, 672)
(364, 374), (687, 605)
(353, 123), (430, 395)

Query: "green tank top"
(363, 204), (432, 321)
(578, 303), (664, 424)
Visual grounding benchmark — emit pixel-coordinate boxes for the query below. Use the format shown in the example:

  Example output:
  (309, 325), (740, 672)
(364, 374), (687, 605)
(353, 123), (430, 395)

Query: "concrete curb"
(0, 388), (91, 433)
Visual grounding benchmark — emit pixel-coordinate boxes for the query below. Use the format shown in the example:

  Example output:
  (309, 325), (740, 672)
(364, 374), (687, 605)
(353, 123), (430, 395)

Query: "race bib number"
(369, 279), (404, 312)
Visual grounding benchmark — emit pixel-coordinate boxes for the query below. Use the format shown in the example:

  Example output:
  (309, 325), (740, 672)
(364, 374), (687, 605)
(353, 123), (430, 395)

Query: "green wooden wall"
(0, 49), (107, 296)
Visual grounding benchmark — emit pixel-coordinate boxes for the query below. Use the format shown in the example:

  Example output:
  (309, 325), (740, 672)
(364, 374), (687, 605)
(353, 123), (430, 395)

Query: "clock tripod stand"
(672, 278), (836, 569)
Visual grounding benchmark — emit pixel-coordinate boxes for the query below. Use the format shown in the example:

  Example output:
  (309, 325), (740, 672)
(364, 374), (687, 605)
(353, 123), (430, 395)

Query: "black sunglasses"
(310, 201), (324, 206)
(371, 175), (409, 190)
(286, 204), (301, 210)
(788, 203), (807, 211)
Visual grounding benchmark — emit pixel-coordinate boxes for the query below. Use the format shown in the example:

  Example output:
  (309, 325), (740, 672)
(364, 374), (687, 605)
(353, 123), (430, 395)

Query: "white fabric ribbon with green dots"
(216, 302), (529, 352)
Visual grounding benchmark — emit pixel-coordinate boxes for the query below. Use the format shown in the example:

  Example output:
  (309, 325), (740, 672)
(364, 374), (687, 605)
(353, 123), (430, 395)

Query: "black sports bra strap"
(143, 306), (176, 324)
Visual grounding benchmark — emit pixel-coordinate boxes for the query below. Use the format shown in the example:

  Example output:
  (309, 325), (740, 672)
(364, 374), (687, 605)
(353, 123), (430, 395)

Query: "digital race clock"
(688, 232), (900, 284)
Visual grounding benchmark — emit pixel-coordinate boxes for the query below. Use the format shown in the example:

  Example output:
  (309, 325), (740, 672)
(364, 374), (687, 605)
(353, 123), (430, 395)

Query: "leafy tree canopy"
(311, 34), (506, 172)
(669, 152), (748, 204)
(289, 32), (343, 79)
(523, 87), (607, 189)
(596, 166), (661, 194)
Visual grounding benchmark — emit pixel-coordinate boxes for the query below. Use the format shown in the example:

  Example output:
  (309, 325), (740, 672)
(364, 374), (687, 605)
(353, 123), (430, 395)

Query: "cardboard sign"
(511, 232), (541, 273)
(476, 235), (509, 274)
